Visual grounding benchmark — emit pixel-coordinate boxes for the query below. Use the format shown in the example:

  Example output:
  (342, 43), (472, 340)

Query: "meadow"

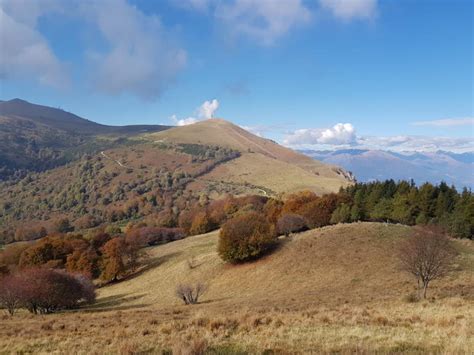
(1, 223), (472, 354)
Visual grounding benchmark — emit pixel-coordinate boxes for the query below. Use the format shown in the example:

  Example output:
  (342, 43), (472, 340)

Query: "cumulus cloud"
(198, 99), (219, 119)
(319, 0), (377, 21)
(174, 0), (376, 45)
(411, 117), (474, 127)
(0, 0), (68, 87)
(83, 0), (186, 100)
(284, 123), (357, 145)
(171, 99), (220, 126)
(170, 114), (198, 126)
(0, 0), (186, 99)
(215, 0), (311, 45)
(284, 122), (473, 152)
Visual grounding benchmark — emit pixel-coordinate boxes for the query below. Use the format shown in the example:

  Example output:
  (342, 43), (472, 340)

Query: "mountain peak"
(7, 98), (29, 104)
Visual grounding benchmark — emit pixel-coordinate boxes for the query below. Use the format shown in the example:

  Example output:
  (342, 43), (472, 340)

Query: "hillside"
(98, 222), (473, 309)
(150, 119), (354, 195)
(0, 105), (354, 238)
(1, 223), (472, 353)
(0, 99), (169, 180)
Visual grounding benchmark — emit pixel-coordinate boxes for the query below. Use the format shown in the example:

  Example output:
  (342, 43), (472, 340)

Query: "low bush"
(175, 282), (207, 305)
(218, 212), (276, 263)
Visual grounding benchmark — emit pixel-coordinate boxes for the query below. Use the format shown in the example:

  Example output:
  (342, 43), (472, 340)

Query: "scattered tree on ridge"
(398, 226), (456, 299)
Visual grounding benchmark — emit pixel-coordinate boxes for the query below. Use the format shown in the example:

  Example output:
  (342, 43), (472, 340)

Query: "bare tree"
(175, 282), (207, 305)
(398, 227), (456, 299)
(0, 275), (23, 316)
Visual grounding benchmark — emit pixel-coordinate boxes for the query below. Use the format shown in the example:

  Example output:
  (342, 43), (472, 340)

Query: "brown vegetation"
(175, 283), (207, 305)
(0, 268), (95, 315)
(218, 212), (276, 263)
(399, 226), (457, 298)
(0, 223), (472, 353)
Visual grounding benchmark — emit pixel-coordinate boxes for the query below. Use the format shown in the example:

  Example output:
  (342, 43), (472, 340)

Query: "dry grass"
(149, 119), (352, 195)
(196, 153), (349, 195)
(1, 223), (473, 353)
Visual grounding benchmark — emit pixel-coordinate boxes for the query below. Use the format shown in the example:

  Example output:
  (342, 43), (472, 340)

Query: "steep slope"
(150, 119), (354, 195)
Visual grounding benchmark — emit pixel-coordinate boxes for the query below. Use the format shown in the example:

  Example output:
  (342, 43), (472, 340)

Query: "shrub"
(54, 218), (74, 233)
(276, 213), (306, 236)
(0, 268), (95, 314)
(175, 282), (207, 305)
(218, 212), (276, 263)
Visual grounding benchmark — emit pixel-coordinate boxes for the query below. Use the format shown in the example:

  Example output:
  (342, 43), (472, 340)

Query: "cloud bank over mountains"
(284, 122), (473, 153)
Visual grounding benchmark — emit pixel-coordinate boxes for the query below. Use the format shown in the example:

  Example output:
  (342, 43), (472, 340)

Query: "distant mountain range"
(301, 149), (474, 189)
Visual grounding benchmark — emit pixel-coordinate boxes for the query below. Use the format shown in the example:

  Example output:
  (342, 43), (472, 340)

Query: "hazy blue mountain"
(301, 149), (474, 189)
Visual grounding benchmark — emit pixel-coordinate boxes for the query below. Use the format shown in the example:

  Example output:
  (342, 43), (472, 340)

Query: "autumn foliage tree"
(0, 268), (95, 315)
(276, 213), (306, 236)
(218, 212), (276, 263)
(398, 227), (456, 299)
(100, 237), (128, 282)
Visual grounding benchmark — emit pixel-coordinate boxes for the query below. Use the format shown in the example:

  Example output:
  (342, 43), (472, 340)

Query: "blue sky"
(0, 0), (473, 152)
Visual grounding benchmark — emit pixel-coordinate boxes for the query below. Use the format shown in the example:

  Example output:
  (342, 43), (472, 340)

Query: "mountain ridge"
(302, 148), (474, 189)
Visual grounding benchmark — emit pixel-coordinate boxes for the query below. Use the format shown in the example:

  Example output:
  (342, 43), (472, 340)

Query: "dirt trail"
(100, 151), (131, 169)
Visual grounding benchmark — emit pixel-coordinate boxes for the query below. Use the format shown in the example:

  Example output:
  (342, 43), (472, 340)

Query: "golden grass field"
(1, 223), (473, 354)
(149, 119), (352, 195)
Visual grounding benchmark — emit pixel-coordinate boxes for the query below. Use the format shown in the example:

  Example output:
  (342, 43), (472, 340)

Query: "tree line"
(1, 180), (469, 314)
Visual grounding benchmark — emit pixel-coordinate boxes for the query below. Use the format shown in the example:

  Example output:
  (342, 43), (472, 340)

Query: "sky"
(0, 0), (473, 152)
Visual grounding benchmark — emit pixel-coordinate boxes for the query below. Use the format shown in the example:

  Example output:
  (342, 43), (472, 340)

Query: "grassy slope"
(1, 223), (472, 353)
(98, 222), (473, 308)
(149, 119), (353, 195)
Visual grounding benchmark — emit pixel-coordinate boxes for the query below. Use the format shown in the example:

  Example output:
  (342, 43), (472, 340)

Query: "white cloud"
(0, 0), (68, 87)
(412, 117), (474, 127)
(171, 99), (220, 126)
(170, 114), (199, 126)
(172, 0), (211, 12)
(240, 125), (263, 137)
(284, 122), (473, 152)
(198, 99), (219, 119)
(83, 0), (186, 100)
(357, 135), (474, 152)
(215, 0), (312, 45)
(0, 0), (187, 99)
(284, 123), (356, 145)
(319, 0), (377, 21)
